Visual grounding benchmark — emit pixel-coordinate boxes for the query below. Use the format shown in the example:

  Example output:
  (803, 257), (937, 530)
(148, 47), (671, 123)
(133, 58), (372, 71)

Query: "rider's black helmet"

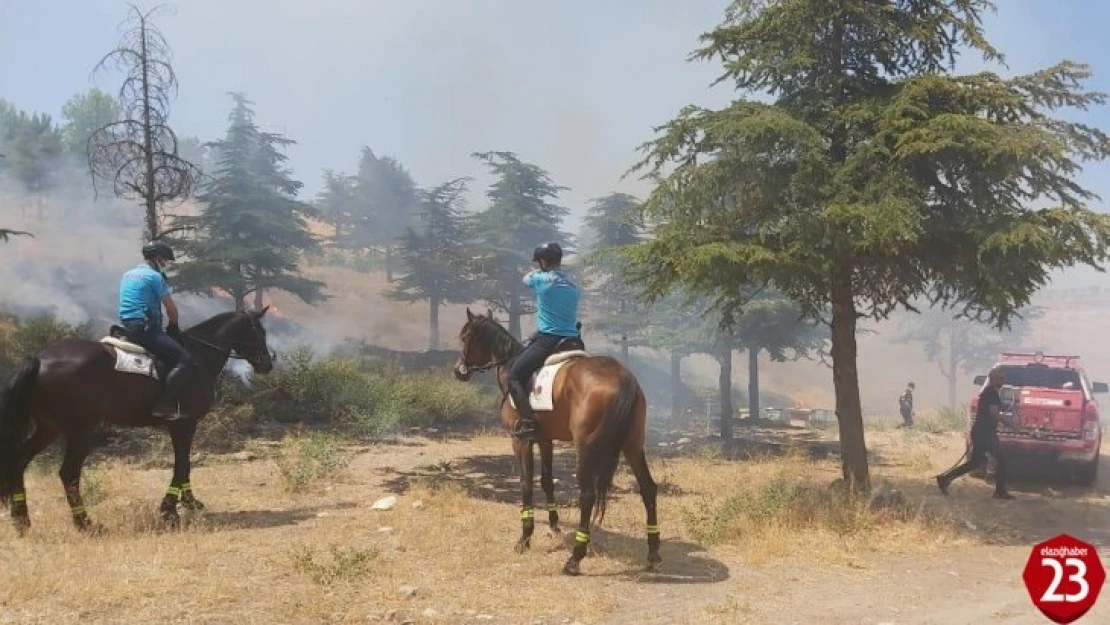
(532, 242), (563, 265)
(142, 240), (176, 262)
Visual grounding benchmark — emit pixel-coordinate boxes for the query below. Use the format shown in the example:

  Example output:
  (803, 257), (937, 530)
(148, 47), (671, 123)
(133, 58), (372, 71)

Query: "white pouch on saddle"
(508, 350), (588, 412)
(100, 337), (160, 381)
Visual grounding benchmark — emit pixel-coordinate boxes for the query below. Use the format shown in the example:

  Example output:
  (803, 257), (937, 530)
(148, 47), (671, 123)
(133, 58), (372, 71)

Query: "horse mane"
(472, 315), (522, 358)
(185, 310), (244, 337)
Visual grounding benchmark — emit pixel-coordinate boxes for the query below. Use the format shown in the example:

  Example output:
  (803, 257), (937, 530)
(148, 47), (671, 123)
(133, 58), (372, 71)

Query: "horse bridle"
(183, 313), (275, 367)
(455, 318), (513, 377)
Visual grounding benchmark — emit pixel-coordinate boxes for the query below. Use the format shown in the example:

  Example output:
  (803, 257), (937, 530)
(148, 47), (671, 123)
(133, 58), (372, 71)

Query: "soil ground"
(1, 421), (1108, 625)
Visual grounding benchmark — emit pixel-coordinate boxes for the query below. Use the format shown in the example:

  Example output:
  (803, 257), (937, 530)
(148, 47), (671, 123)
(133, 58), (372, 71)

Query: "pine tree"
(470, 150), (573, 338)
(579, 193), (646, 362)
(349, 147), (419, 280)
(315, 170), (358, 245)
(171, 93), (324, 310)
(388, 177), (476, 349)
(624, 0), (1110, 491)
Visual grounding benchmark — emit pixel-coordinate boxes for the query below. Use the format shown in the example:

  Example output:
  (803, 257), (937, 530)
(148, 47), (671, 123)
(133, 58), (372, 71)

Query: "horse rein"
(180, 313), (273, 366)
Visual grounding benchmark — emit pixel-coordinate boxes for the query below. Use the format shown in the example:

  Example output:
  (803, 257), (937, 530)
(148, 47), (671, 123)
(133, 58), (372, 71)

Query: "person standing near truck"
(898, 381), (915, 428)
(935, 367), (1015, 499)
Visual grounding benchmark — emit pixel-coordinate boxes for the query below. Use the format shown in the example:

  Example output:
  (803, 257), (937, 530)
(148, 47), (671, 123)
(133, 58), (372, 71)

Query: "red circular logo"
(1023, 534), (1106, 623)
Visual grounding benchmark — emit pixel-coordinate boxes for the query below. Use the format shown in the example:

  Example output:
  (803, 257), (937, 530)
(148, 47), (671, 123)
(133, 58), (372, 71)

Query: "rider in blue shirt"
(507, 242), (582, 441)
(118, 240), (193, 420)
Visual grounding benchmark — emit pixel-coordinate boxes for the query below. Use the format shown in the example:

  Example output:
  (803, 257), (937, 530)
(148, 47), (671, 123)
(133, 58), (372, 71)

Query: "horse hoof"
(76, 519), (106, 536)
(12, 518), (30, 537)
(182, 497), (205, 512)
(562, 558), (581, 576)
(646, 555), (662, 572)
(514, 538), (531, 554)
(548, 523), (562, 535)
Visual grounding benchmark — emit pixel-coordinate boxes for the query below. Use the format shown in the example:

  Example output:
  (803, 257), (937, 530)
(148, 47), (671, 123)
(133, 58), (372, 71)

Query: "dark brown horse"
(452, 308), (660, 575)
(0, 308), (274, 534)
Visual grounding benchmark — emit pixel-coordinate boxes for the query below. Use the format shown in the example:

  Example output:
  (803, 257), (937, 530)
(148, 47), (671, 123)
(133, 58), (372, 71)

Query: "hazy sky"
(4, 0), (1110, 279)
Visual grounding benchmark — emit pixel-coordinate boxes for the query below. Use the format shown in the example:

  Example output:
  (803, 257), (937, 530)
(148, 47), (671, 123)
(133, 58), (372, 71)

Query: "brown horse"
(452, 308), (661, 575)
(0, 308), (274, 534)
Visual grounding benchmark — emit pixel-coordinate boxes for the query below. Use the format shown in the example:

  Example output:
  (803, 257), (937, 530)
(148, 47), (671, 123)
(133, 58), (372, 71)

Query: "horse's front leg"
(513, 437), (536, 554)
(539, 440), (560, 532)
(162, 418), (202, 526)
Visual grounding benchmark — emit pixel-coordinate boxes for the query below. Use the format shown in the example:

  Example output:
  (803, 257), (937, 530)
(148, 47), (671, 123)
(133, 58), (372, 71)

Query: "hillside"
(5, 204), (1110, 418)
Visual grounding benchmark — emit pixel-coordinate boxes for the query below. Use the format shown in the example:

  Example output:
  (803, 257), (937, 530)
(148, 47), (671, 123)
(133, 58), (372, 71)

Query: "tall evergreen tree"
(579, 192), (646, 362)
(624, 0), (1110, 491)
(315, 169), (358, 245)
(59, 88), (121, 162)
(470, 150), (573, 339)
(350, 147), (419, 280)
(388, 177), (476, 349)
(0, 102), (63, 210)
(171, 93), (324, 310)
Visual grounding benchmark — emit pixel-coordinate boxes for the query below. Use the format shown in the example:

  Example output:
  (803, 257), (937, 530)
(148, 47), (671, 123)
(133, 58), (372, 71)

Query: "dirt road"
(1, 426), (1108, 624)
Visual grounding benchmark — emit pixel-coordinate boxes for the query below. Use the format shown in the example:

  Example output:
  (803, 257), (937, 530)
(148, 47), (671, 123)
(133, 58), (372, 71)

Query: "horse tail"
(0, 357), (40, 503)
(584, 367), (640, 527)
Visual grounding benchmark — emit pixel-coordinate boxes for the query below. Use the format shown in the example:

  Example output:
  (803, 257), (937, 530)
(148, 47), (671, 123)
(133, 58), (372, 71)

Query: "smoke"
(0, 166), (329, 362)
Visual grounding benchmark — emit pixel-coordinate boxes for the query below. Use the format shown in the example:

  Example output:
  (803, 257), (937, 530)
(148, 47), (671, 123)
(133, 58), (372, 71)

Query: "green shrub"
(290, 543), (378, 585)
(246, 344), (494, 437)
(274, 430), (351, 492)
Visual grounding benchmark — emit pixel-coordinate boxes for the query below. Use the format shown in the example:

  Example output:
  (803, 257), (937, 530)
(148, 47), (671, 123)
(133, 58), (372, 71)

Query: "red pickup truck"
(970, 351), (1107, 486)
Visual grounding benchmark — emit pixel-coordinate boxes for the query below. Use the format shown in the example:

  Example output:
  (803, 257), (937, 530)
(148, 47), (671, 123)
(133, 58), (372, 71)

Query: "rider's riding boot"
(508, 380), (540, 441)
(153, 363), (192, 421)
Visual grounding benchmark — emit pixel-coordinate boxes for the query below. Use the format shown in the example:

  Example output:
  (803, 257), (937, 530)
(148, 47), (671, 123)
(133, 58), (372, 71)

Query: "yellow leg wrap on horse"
(521, 508), (535, 520)
(575, 530), (590, 544)
(181, 482), (191, 491)
(11, 493), (26, 503)
(166, 486), (182, 499)
(71, 505), (86, 515)
(646, 524), (660, 535)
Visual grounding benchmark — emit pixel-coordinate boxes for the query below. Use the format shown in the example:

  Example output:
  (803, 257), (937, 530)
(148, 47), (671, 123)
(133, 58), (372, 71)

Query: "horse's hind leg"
(58, 429), (100, 534)
(539, 440), (560, 532)
(625, 445), (661, 571)
(562, 454), (596, 577)
(513, 437), (536, 554)
(8, 424), (59, 535)
(161, 418), (202, 527)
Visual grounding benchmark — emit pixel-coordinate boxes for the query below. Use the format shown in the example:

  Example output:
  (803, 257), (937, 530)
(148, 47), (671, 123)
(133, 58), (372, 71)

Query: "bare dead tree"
(87, 3), (201, 241)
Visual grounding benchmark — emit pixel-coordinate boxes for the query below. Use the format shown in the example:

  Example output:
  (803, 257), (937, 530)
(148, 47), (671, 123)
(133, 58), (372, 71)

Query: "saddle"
(99, 325), (169, 381)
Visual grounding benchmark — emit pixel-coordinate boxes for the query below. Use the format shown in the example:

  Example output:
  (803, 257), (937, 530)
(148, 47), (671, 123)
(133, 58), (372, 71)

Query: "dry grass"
(0, 428), (1006, 624)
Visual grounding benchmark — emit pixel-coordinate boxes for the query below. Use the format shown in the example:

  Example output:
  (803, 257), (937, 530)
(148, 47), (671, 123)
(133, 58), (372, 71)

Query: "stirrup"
(513, 418), (540, 440)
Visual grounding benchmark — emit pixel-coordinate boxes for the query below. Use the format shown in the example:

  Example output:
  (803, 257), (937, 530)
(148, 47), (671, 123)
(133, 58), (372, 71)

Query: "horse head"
(454, 307), (497, 382)
(222, 306), (276, 374)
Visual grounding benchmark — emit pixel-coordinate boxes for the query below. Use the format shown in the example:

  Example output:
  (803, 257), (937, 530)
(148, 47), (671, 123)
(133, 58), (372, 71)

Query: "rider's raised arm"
(154, 273), (179, 327)
(523, 269), (539, 288)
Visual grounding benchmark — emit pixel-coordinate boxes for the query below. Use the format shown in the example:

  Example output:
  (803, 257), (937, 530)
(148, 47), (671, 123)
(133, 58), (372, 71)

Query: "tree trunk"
(830, 274), (870, 493)
(232, 285), (246, 312)
(384, 245), (394, 282)
(139, 18), (158, 241)
(748, 346), (760, 423)
(717, 344), (733, 442)
(947, 328), (958, 409)
(428, 295), (440, 350)
(508, 298), (522, 340)
(253, 285), (264, 311)
(670, 351), (683, 421)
